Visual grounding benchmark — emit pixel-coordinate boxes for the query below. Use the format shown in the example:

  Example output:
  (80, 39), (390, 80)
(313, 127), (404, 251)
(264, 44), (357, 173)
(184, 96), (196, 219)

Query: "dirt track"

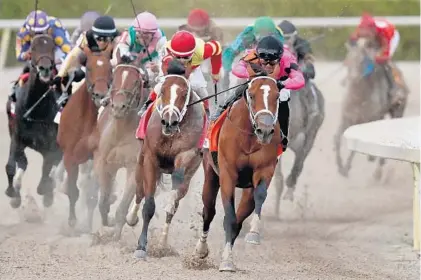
(0, 62), (419, 280)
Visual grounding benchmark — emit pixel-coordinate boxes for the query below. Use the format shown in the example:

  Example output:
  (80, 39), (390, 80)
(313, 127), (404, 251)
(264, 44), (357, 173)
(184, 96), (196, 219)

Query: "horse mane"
(167, 59), (186, 76)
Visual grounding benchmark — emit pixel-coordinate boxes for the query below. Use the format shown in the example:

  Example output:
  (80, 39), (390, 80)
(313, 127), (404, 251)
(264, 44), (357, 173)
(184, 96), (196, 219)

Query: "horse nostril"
(161, 119), (166, 125)
(270, 129), (275, 135)
(256, 128), (263, 135)
(111, 103), (114, 108)
(121, 104), (126, 109)
(171, 121), (179, 126)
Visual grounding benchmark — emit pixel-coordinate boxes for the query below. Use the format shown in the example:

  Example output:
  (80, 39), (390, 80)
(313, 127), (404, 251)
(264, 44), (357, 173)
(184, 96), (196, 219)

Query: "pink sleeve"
(280, 48), (305, 90)
(231, 59), (249, 79)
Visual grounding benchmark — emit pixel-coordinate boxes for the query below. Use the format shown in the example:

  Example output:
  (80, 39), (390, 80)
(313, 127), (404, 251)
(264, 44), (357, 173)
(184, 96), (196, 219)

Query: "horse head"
(157, 60), (191, 136)
(246, 76), (279, 144)
(82, 44), (113, 106)
(30, 34), (55, 83)
(345, 37), (377, 80)
(110, 56), (144, 118)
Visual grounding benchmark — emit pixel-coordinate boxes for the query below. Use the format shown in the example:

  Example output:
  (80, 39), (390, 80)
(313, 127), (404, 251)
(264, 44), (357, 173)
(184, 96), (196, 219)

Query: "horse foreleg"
(162, 150), (201, 247)
(334, 121), (351, 177)
(97, 163), (117, 228)
(234, 188), (255, 243)
(6, 139), (27, 208)
(133, 153), (158, 260)
(374, 157), (386, 181)
(195, 156), (220, 259)
(63, 153), (80, 227)
(38, 153), (57, 208)
(126, 147), (145, 227)
(244, 179), (269, 246)
(273, 159), (285, 219)
(219, 165), (238, 272)
(113, 165), (136, 241)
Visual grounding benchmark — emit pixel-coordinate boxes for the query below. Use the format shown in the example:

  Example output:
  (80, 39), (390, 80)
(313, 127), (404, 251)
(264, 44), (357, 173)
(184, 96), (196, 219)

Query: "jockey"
(10, 10), (72, 101)
(70, 11), (101, 46)
(178, 8), (224, 43)
(137, 30), (222, 117)
(349, 12), (403, 103)
(222, 16), (284, 73)
(113, 11), (167, 84)
(214, 35), (305, 151)
(278, 20), (315, 81)
(278, 19), (320, 120)
(53, 15), (119, 94)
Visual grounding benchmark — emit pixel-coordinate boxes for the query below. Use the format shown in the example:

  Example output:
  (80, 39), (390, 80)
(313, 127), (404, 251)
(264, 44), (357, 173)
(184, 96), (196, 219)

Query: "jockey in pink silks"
(211, 35), (305, 151)
(113, 11), (167, 83)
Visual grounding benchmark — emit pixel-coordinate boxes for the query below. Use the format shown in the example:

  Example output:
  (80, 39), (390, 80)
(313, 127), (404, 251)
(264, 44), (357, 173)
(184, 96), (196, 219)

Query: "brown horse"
(194, 76), (282, 272)
(56, 44), (113, 229)
(93, 57), (147, 240)
(126, 65), (208, 259)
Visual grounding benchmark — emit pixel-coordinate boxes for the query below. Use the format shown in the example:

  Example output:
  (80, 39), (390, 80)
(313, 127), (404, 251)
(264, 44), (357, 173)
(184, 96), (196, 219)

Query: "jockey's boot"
(277, 101), (290, 152)
(10, 63), (31, 102)
(383, 63), (401, 106)
(210, 85), (245, 121)
(138, 91), (158, 116)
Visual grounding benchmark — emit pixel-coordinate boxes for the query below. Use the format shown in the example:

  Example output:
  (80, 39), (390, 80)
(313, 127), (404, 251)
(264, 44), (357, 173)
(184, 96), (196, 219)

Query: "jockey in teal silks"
(222, 16), (284, 73)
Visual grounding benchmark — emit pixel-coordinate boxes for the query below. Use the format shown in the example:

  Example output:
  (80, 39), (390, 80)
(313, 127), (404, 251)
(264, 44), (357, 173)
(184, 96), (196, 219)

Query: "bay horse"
(56, 44), (113, 229)
(5, 34), (61, 209)
(126, 61), (208, 259)
(194, 75), (283, 272)
(334, 38), (407, 179)
(93, 56), (147, 241)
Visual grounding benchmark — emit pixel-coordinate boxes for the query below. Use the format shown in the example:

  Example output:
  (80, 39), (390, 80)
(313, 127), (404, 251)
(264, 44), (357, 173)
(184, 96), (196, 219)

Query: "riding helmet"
(92, 15), (118, 37)
(256, 35), (284, 61)
(278, 20), (297, 37)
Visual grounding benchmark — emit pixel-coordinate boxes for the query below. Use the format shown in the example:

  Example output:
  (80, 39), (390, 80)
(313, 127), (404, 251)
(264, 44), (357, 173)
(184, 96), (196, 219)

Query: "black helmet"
(92, 15), (118, 37)
(256, 35), (284, 61)
(278, 20), (297, 37)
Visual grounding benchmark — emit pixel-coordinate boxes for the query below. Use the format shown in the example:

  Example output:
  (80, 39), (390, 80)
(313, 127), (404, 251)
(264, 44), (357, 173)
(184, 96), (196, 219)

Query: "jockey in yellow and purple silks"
(113, 12), (167, 84)
(222, 16), (284, 73)
(10, 10), (72, 101)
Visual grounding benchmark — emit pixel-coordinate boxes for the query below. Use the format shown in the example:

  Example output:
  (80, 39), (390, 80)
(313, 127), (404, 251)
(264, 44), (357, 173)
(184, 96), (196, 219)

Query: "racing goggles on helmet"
(173, 54), (193, 62)
(93, 34), (112, 42)
(257, 49), (280, 63)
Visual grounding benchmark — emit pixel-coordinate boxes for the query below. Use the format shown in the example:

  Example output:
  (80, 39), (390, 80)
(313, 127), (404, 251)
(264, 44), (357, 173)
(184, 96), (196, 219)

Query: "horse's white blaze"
(97, 59), (104, 66)
(168, 84), (180, 122)
(121, 70), (128, 87)
(260, 84), (271, 110)
(13, 168), (25, 187)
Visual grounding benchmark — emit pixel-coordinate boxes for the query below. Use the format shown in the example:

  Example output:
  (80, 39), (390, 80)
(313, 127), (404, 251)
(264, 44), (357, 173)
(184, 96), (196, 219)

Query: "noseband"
(156, 74), (192, 123)
(110, 64), (144, 110)
(245, 76), (279, 129)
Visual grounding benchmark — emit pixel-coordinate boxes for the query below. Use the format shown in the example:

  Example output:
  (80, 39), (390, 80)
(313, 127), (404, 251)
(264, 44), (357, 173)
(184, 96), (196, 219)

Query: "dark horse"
(194, 75), (283, 271)
(5, 34), (61, 209)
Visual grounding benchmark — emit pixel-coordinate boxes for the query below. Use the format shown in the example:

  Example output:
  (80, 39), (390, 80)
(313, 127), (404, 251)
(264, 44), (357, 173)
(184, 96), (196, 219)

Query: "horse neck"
(77, 82), (98, 117)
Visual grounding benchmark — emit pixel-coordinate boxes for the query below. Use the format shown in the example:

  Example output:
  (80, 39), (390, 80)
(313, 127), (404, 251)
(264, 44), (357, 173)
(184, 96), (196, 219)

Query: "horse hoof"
(126, 215), (139, 227)
(133, 249), (147, 260)
(283, 189), (294, 202)
(5, 187), (16, 198)
(43, 192), (54, 208)
(68, 218), (77, 228)
(219, 260), (236, 272)
(194, 240), (209, 259)
(10, 196), (21, 209)
(245, 231), (261, 245)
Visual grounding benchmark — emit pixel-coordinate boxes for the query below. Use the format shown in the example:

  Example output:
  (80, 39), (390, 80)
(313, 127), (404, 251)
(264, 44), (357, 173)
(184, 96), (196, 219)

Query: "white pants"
(389, 30), (400, 57)
(54, 48), (66, 71)
(154, 66), (209, 99)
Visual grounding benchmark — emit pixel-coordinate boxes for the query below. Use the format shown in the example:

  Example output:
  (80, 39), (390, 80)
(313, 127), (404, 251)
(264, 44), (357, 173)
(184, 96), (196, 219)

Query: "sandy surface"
(0, 62), (419, 280)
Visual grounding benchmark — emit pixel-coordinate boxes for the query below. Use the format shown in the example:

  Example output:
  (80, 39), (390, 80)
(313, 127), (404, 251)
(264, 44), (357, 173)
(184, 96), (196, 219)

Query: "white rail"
(1, 16), (419, 70)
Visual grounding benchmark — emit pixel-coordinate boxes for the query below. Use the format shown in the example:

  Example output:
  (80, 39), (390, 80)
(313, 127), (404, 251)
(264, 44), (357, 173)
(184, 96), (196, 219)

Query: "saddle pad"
(135, 99), (159, 140)
(204, 109), (229, 152)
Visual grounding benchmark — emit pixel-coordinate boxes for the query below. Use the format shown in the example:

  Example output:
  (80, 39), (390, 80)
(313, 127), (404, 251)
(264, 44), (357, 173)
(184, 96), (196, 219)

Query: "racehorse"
(56, 44), (113, 229)
(273, 80), (325, 216)
(5, 34), (61, 209)
(93, 56), (147, 240)
(334, 38), (407, 179)
(194, 74), (283, 272)
(126, 61), (208, 259)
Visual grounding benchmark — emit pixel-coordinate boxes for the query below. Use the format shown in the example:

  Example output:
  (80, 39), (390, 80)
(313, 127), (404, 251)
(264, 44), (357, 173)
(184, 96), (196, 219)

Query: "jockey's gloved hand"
(276, 80), (285, 91)
(51, 76), (63, 89)
(73, 69), (86, 82)
(121, 55), (134, 64)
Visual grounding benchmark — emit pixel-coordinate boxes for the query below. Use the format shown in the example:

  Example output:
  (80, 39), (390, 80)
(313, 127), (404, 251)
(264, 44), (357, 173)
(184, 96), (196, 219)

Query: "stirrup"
(56, 93), (69, 106)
